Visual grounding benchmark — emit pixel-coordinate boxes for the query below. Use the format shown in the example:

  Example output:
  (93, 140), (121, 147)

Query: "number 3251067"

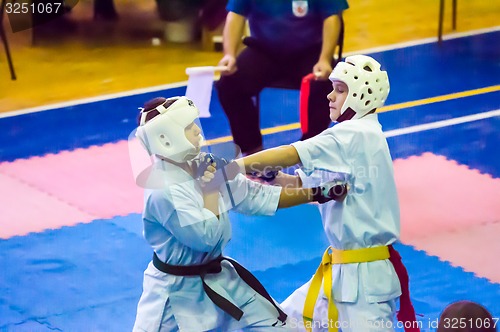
(5, 2), (62, 14)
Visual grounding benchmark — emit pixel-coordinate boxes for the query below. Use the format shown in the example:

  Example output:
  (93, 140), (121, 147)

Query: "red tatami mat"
(395, 153), (500, 241)
(0, 141), (143, 236)
(395, 152), (500, 282)
(2, 148), (499, 261)
(0, 173), (97, 239)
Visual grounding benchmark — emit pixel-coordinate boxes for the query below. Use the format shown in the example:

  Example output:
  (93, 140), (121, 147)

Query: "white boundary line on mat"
(1, 26), (499, 119)
(384, 109), (500, 138)
(203, 108), (500, 145)
(0, 81), (187, 119)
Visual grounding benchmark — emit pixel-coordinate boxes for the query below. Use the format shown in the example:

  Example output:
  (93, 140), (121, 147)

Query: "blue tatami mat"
(0, 216), (151, 332)
(2, 207), (500, 331)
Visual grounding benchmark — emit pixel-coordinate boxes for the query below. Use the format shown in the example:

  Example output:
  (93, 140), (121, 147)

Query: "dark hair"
(437, 301), (496, 332)
(137, 97), (179, 126)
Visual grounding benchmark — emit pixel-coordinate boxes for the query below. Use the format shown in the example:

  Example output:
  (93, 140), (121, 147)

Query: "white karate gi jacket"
(290, 114), (402, 304)
(133, 159), (282, 332)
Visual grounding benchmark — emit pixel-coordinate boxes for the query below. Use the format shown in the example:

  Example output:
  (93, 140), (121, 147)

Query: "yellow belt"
(303, 245), (390, 332)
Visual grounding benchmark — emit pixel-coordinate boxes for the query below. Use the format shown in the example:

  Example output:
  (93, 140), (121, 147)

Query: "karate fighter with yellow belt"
(237, 55), (419, 332)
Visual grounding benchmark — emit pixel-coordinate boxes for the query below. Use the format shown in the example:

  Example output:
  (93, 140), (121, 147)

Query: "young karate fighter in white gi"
(132, 96), (346, 332)
(237, 55), (419, 332)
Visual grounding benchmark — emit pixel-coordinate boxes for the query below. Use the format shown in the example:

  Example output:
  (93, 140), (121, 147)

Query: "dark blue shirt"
(227, 0), (349, 53)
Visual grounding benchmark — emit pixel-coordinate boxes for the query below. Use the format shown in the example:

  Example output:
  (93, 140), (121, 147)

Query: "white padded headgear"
(329, 55), (390, 120)
(136, 96), (200, 163)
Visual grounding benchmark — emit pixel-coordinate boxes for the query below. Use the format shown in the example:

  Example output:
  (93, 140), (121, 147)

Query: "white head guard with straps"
(330, 54), (390, 120)
(136, 96), (200, 163)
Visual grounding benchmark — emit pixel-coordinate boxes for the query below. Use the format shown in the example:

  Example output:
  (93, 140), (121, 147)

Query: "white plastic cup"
(151, 38), (161, 46)
(164, 17), (196, 43)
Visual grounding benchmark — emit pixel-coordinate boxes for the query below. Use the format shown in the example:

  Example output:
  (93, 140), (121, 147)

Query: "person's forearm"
(237, 145), (301, 174)
(319, 14), (342, 63)
(278, 180), (349, 208)
(273, 172), (303, 188)
(223, 12), (246, 57)
(278, 187), (314, 208)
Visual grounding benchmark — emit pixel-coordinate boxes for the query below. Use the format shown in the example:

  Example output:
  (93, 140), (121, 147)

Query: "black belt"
(152, 252), (287, 324)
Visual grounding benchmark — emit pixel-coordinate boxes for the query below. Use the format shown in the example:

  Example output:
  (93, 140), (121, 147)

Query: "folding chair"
(254, 15), (345, 115)
(438, 0), (458, 43)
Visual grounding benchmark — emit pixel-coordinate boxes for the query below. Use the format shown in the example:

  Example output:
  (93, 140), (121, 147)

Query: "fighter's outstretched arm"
(236, 145), (300, 174)
(235, 146), (348, 206)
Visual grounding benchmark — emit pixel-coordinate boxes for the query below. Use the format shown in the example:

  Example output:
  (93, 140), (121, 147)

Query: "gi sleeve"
(224, 174), (282, 216)
(291, 125), (355, 176)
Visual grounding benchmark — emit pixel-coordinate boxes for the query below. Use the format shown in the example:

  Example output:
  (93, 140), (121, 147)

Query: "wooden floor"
(1, 0), (498, 113)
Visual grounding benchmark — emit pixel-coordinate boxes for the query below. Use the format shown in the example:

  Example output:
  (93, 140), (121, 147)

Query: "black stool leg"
(452, 0), (457, 30)
(438, 0), (444, 43)
(0, 0), (17, 80)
